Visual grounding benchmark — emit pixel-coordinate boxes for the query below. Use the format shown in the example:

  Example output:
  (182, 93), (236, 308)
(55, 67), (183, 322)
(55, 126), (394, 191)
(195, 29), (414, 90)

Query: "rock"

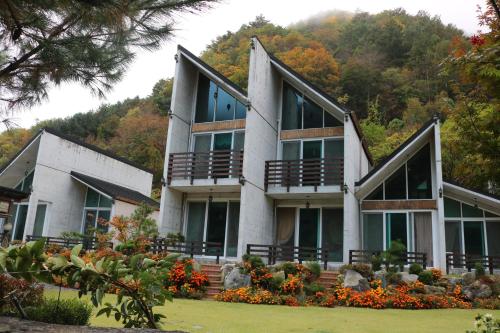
(344, 270), (370, 291)
(272, 270), (285, 281)
(463, 281), (493, 300)
(447, 277), (462, 287)
(221, 263), (235, 279)
(374, 270), (387, 288)
(423, 285), (446, 295)
(224, 268), (251, 290)
(475, 284), (492, 299)
(344, 270), (364, 288)
(400, 272), (419, 283)
(462, 272), (476, 285)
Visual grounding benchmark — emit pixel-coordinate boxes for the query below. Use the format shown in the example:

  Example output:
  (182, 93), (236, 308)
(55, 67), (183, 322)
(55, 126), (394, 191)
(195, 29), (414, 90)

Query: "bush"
(371, 255), (383, 272)
(0, 274), (44, 315)
(409, 263), (423, 275)
(304, 282), (325, 296)
(339, 264), (372, 278)
(241, 255), (265, 272)
(466, 314), (500, 333)
(304, 262), (321, 280)
(474, 298), (500, 310)
(385, 271), (402, 285)
(25, 298), (92, 326)
(386, 240), (407, 272)
(418, 270), (433, 285)
(474, 262), (485, 278)
(279, 262), (298, 277)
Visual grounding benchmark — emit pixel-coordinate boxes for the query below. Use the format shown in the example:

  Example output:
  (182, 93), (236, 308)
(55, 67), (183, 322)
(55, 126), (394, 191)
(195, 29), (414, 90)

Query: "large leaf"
(71, 254), (85, 269)
(71, 244), (83, 257)
(30, 239), (46, 258)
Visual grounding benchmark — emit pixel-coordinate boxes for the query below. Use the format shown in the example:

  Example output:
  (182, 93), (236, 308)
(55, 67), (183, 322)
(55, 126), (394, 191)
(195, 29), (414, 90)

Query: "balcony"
(264, 158), (343, 199)
(167, 150), (243, 192)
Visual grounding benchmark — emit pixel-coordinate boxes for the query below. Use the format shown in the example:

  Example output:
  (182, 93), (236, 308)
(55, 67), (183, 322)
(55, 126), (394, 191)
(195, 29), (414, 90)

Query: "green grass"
(45, 290), (499, 333)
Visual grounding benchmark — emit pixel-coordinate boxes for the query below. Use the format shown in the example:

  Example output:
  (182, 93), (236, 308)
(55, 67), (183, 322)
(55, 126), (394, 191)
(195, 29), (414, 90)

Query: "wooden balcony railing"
(167, 150), (243, 185)
(264, 158), (343, 191)
(349, 250), (428, 269)
(25, 235), (111, 250)
(149, 238), (223, 264)
(446, 253), (500, 274)
(246, 244), (331, 270)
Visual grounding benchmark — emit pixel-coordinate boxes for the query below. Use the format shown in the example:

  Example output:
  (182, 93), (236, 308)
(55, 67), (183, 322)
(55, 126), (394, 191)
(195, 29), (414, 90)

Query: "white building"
(161, 37), (498, 271)
(0, 128), (159, 241)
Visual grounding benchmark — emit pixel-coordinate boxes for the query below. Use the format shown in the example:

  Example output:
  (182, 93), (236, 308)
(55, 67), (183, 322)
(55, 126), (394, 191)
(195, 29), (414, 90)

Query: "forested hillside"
(1, 7), (498, 194)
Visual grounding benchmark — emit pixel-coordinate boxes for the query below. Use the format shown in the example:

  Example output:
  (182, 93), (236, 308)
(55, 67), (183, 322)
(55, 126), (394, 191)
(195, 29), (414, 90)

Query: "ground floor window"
(12, 204), (28, 240)
(362, 211), (433, 266)
(81, 188), (112, 235)
(185, 200), (240, 257)
(445, 219), (500, 256)
(32, 204), (47, 237)
(276, 207), (343, 262)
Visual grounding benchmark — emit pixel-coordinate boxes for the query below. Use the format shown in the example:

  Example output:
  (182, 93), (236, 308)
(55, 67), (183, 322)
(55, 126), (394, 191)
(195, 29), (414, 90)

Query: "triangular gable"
(177, 45), (247, 103)
(443, 180), (500, 216)
(355, 117), (439, 199)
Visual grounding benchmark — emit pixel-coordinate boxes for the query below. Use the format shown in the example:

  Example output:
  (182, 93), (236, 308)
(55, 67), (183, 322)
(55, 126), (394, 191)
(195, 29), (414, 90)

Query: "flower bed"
(165, 259), (209, 299)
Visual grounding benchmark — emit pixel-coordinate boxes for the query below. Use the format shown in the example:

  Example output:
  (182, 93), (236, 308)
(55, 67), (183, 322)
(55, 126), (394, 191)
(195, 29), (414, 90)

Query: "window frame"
(80, 187), (113, 235)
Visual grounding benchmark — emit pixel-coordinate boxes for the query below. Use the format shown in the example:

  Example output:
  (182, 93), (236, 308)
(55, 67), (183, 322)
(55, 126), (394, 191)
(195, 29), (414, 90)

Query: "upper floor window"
(365, 144), (432, 200)
(195, 74), (246, 123)
(15, 170), (34, 192)
(282, 82), (342, 130)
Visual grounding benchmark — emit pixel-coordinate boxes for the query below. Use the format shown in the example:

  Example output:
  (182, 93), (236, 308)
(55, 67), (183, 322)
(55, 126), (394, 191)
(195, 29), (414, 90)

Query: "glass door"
(32, 204), (47, 237)
(193, 134), (212, 179)
(302, 141), (322, 186)
(386, 213), (408, 249)
(324, 139), (343, 185)
(322, 208), (343, 262)
(299, 208), (319, 260)
(463, 221), (484, 255)
(13, 205), (28, 240)
(213, 133), (232, 178)
(231, 132), (245, 177)
(206, 202), (228, 255)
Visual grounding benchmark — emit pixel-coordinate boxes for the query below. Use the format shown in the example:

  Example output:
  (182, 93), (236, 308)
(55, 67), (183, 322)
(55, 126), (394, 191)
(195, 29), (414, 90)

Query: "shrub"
(409, 263), (423, 275)
(385, 271), (402, 285)
(386, 240), (407, 272)
(304, 282), (325, 296)
(474, 298), (500, 310)
(371, 255), (383, 272)
(304, 262), (321, 280)
(466, 314), (500, 333)
(279, 262), (298, 277)
(474, 262), (485, 278)
(339, 264), (372, 278)
(25, 298), (92, 326)
(418, 270), (434, 285)
(430, 268), (442, 282)
(280, 275), (304, 295)
(165, 259), (209, 299)
(0, 274), (44, 315)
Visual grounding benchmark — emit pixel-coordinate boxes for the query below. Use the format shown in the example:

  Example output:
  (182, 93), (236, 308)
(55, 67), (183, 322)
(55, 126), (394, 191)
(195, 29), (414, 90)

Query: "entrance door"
(13, 205), (28, 240)
(206, 202), (228, 255)
(386, 213), (407, 248)
(299, 208), (319, 260)
(464, 221), (484, 255)
(302, 141), (322, 186)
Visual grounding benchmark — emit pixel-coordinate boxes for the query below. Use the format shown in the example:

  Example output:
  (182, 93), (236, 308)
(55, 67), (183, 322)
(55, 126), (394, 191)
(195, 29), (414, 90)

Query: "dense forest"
(0, 6), (498, 195)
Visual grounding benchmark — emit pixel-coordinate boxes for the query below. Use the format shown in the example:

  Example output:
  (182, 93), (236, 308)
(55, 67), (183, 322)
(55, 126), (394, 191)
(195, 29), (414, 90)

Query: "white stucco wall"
(21, 131), (154, 239)
(158, 52), (197, 234)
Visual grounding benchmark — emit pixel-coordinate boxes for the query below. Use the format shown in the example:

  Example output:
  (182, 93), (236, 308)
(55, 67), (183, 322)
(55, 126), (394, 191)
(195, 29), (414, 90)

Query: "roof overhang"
(177, 45), (247, 104)
(443, 182), (500, 215)
(355, 119), (437, 199)
(70, 174), (114, 200)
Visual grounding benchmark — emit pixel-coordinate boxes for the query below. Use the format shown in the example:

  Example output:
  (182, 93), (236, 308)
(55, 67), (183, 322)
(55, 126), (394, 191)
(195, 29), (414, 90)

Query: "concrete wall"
(343, 117), (364, 262)
(158, 52), (197, 234)
(21, 131), (154, 239)
(237, 38), (281, 258)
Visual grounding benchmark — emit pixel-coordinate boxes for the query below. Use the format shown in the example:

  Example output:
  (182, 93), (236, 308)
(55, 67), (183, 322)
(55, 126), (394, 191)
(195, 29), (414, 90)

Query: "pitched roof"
(177, 45), (247, 99)
(0, 186), (30, 201)
(71, 171), (159, 208)
(258, 37), (373, 165)
(444, 179), (500, 202)
(355, 117), (438, 186)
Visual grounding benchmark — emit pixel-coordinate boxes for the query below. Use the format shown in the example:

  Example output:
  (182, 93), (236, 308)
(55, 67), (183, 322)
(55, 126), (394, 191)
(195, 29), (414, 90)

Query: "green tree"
(0, 0), (216, 109)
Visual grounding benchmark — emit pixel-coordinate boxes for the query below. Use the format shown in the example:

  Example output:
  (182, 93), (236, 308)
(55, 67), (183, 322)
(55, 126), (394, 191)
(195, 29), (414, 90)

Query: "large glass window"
(462, 203), (483, 218)
(15, 170), (34, 192)
(206, 202), (227, 252)
(445, 221), (462, 253)
(486, 222), (500, 256)
(186, 202), (206, 242)
(12, 205), (28, 240)
(322, 208), (343, 262)
(195, 73), (245, 123)
(299, 209), (319, 253)
(82, 188), (112, 235)
(32, 204), (47, 237)
(277, 208), (296, 247)
(463, 221), (484, 255)
(444, 197), (461, 218)
(363, 213), (383, 251)
(386, 213), (407, 248)
(384, 166), (406, 200)
(282, 81), (342, 130)
(226, 202), (240, 257)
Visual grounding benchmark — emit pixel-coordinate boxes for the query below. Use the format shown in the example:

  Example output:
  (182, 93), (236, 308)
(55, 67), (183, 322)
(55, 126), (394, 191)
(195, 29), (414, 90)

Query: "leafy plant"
(304, 262), (321, 280)
(304, 282), (325, 296)
(25, 298), (92, 326)
(385, 240), (407, 272)
(279, 262), (298, 277)
(417, 270), (433, 285)
(0, 274), (44, 315)
(371, 255), (383, 272)
(466, 314), (500, 333)
(409, 263), (423, 275)
(474, 262), (486, 278)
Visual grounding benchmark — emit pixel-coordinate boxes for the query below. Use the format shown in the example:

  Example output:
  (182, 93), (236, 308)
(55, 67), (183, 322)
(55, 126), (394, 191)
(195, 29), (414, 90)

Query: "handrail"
(149, 238), (223, 264)
(167, 150), (243, 185)
(246, 244), (330, 270)
(445, 252), (500, 274)
(25, 235), (111, 250)
(265, 158), (343, 191)
(349, 249), (427, 269)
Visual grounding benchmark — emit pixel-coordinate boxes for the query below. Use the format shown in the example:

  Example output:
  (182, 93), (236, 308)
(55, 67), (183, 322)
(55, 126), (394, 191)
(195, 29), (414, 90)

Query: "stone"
(463, 281), (493, 300)
(373, 270), (387, 288)
(221, 263), (235, 279)
(423, 285), (446, 295)
(343, 270), (370, 291)
(400, 272), (419, 283)
(475, 284), (492, 299)
(447, 277), (462, 287)
(462, 272), (476, 285)
(272, 270), (285, 281)
(224, 268), (251, 290)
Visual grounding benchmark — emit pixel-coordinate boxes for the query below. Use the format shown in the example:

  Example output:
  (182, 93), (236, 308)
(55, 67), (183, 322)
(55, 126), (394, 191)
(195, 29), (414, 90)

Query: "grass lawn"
(45, 289), (499, 333)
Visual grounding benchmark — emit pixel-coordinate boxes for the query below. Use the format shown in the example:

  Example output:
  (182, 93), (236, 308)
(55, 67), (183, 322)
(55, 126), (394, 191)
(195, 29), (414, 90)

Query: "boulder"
(400, 272), (419, 284)
(423, 285), (446, 295)
(475, 284), (492, 299)
(462, 272), (476, 285)
(344, 270), (370, 291)
(463, 281), (492, 300)
(224, 268), (251, 290)
(221, 263), (235, 279)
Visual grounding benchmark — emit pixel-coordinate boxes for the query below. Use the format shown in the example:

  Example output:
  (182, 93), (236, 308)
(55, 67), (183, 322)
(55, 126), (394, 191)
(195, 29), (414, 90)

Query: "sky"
(11, 0), (484, 129)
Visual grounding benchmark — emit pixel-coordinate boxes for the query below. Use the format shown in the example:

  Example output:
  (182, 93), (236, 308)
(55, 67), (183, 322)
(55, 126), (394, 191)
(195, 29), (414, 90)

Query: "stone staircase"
(201, 263), (223, 298)
(317, 271), (339, 290)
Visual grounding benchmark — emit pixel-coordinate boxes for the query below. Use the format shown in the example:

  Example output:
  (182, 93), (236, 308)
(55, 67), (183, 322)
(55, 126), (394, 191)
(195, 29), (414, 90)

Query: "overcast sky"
(11, 0), (484, 129)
